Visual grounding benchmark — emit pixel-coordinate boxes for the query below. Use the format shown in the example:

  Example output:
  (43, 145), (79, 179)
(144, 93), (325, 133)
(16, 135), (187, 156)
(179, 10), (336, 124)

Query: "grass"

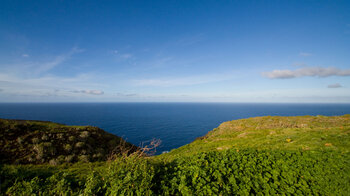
(1, 115), (349, 195)
(159, 115), (350, 160)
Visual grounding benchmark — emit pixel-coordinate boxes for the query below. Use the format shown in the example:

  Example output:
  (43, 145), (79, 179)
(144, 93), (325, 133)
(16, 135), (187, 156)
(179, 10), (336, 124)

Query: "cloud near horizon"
(116, 93), (139, 97)
(72, 90), (104, 95)
(262, 67), (350, 79)
(328, 83), (342, 88)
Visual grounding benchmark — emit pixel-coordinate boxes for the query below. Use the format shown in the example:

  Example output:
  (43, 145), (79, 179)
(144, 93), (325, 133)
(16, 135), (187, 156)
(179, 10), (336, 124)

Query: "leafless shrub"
(137, 138), (162, 157)
(107, 138), (161, 161)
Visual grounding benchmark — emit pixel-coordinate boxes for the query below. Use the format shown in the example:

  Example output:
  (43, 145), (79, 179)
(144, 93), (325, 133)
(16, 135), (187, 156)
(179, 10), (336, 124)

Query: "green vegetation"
(161, 115), (350, 160)
(0, 119), (138, 164)
(1, 115), (349, 195)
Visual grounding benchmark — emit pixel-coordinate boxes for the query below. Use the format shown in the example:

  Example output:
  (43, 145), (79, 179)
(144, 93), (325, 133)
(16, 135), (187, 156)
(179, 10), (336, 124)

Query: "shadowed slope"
(0, 119), (138, 164)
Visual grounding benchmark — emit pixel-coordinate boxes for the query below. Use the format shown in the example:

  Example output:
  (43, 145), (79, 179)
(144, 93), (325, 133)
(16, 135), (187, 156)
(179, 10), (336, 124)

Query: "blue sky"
(0, 0), (350, 102)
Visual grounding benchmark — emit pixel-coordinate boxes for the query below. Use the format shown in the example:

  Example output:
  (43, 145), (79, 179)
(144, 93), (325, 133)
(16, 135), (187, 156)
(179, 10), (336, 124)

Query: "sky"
(0, 0), (350, 103)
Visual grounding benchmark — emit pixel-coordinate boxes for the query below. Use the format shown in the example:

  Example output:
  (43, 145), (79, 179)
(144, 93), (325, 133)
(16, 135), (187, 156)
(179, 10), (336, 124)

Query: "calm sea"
(0, 103), (349, 154)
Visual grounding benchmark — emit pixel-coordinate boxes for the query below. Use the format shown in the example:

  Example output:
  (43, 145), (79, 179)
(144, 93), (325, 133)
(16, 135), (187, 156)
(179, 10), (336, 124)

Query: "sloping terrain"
(162, 115), (350, 159)
(1, 115), (349, 195)
(0, 119), (138, 164)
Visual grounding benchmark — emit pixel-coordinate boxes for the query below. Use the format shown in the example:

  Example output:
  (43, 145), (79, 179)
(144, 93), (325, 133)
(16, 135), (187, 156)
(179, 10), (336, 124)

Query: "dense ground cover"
(0, 119), (138, 164)
(1, 150), (349, 195)
(1, 115), (349, 195)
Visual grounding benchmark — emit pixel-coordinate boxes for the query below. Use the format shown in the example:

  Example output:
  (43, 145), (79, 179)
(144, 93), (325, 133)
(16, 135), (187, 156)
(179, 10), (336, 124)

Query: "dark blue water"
(0, 103), (349, 153)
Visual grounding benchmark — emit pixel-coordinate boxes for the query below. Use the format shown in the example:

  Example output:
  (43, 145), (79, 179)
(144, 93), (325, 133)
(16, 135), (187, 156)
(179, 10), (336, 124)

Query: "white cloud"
(328, 83), (342, 88)
(1, 47), (84, 77)
(262, 67), (350, 79)
(0, 72), (104, 98)
(299, 52), (312, 57)
(34, 47), (84, 74)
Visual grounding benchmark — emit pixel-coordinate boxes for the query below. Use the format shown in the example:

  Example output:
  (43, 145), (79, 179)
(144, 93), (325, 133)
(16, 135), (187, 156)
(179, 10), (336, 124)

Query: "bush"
(102, 155), (155, 195)
(1, 149), (349, 195)
(80, 131), (90, 138)
(65, 155), (75, 163)
(33, 144), (44, 160)
(16, 137), (24, 145)
(78, 155), (90, 162)
(75, 142), (84, 148)
(155, 149), (350, 195)
(41, 134), (49, 141)
(68, 136), (75, 142)
(64, 144), (72, 152)
(32, 137), (40, 144)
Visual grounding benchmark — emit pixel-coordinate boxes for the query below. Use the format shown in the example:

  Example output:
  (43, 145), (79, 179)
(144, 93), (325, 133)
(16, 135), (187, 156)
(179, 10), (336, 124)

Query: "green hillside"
(162, 115), (350, 159)
(0, 119), (139, 164)
(1, 115), (349, 195)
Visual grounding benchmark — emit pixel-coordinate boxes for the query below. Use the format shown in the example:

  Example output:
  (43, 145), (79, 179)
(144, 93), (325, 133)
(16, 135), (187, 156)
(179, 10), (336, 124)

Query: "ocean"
(0, 103), (349, 154)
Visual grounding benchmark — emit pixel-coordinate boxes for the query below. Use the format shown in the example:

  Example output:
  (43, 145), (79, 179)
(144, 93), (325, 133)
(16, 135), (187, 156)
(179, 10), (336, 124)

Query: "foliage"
(0, 119), (139, 164)
(1, 149), (349, 195)
(1, 115), (349, 195)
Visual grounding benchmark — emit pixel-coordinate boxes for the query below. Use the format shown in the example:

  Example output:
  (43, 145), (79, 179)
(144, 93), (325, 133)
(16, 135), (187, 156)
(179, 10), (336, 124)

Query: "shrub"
(65, 155), (75, 163)
(102, 156), (155, 195)
(16, 137), (24, 145)
(57, 133), (64, 139)
(155, 149), (350, 195)
(78, 155), (90, 162)
(43, 142), (56, 156)
(68, 136), (75, 142)
(80, 131), (90, 138)
(83, 171), (106, 195)
(75, 142), (85, 148)
(32, 137), (40, 144)
(93, 153), (103, 159)
(57, 156), (65, 163)
(108, 139), (117, 148)
(49, 159), (59, 166)
(2, 149), (349, 195)
(33, 144), (44, 160)
(64, 144), (72, 152)
(41, 134), (49, 141)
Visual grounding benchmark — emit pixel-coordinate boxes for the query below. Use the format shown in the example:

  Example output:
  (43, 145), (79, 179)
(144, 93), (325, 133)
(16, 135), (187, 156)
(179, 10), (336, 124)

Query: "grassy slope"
(0, 119), (138, 164)
(1, 115), (350, 195)
(160, 115), (350, 159)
